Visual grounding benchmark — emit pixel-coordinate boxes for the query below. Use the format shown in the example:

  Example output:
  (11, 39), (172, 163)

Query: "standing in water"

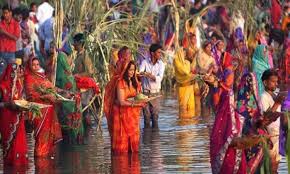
(236, 73), (280, 173)
(25, 57), (62, 157)
(173, 48), (196, 118)
(72, 33), (95, 128)
(260, 69), (286, 173)
(104, 60), (145, 153)
(182, 23), (201, 116)
(139, 44), (165, 128)
(0, 59), (28, 170)
(54, 43), (84, 144)
(196, 41), (217, 115)
(205, 51), (263, 174)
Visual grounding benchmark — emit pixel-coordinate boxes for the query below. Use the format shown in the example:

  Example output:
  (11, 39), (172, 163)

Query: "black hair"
(30, 2), (37, 9)
(194, 0), (201, 5)
(118, 46), (129, 58)
(12, 7), (22, 16)
(123, 61), (138, 90)
(73, 33), (85, 46)
(149, 43), (162, 53)
(202, 41), (211, 49)
(287, 22), (290, 29)
(261, 69), (278, 82)
(22, 8), (30, 20)
(2, 5), (12, 12)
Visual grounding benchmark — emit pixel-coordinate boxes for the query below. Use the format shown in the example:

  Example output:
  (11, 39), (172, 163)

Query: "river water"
(0, 94), (289, 174)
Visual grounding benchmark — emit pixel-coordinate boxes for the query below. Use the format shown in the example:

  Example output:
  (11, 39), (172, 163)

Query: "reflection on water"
(0, 95), (288, 173)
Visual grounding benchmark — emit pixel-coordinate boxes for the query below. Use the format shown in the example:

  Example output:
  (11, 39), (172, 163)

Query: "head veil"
(104, 55), (132, 135)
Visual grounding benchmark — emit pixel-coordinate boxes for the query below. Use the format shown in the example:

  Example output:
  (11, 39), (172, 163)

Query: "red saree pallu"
(0, 65), (28, 167)
(25, 64), (62, 157)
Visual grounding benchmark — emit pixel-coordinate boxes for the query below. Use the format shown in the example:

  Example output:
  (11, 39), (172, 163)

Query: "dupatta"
(104, 55), (131, 135)
(252, 45), (270, 96)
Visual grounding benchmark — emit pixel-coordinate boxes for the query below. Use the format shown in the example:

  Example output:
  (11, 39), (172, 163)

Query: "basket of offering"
(14, 99), (51, 109)
(127, 93), (162, 103)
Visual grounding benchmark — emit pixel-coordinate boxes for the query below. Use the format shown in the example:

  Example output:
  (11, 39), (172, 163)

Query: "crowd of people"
(0, 0), (100, 172)
(0, 0), (290, 174)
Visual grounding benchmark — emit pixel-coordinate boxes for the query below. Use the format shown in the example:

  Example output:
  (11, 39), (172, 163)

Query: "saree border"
(4, 113), (20, 157)
(213, 90), (244, 174)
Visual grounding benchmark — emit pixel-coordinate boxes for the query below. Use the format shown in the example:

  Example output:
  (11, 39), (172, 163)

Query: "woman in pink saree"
(207, 52), (247, 174)
(207, 51), (269, 174)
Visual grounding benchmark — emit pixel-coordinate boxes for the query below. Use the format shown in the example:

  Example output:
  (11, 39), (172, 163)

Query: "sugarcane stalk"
(11, 66), (18, 100)
(81, 94), (99, 113)
(52, 0), (64, 86)
(170, 0), (180, 49)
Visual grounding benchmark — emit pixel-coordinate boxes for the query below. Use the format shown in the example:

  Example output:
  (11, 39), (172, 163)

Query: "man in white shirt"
(36, 0), (54, 26)
(260, 69), (286, 173)
(139, 44), (165, 128)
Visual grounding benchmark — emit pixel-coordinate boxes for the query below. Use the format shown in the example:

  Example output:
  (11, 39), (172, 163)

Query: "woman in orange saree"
(104, 60), (145, 154)
(24, 57), (62, 157)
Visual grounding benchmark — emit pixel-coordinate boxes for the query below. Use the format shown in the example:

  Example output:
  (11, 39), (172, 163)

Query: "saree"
(25, 59), (62, 157)
(173, 48), (195, 118)
(210, 55), (247, 174)
(252, 45), (270, 96)
(0, 65), (28, 167)
(236, 73), (269, 174)
(271, 0), (282, 29)
(56, 52), (84, 144)
(104, 60), (142, 153)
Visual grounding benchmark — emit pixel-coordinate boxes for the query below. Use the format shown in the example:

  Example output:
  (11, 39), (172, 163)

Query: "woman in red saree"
(24, 57), (62, 157)
(104, 59), (145, 154)
(0, 61), (28, 168)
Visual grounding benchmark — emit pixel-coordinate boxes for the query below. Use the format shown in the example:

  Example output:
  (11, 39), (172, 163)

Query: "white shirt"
(36, 2), (54, 26)
(38, 17), (54, 51)
(139, 58), (165, 92)
(261, 91), (281, 134)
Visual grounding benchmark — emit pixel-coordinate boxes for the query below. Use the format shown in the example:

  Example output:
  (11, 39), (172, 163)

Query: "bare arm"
(0, 28), (18, 40)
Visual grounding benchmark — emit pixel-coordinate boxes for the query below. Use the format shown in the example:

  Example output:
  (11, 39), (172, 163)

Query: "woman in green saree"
(56, 49), (84, 144)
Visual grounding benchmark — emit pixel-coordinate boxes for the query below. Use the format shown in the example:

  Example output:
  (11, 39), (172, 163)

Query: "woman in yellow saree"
(173, 48), (196, 118)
